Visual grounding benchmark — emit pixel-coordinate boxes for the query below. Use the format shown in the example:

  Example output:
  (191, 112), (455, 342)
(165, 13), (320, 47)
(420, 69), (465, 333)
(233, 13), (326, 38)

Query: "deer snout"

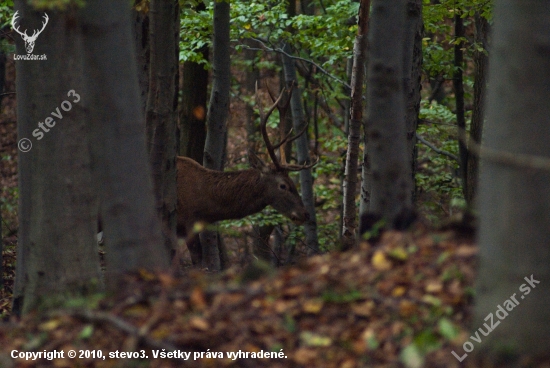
(290, 210), (309, 225)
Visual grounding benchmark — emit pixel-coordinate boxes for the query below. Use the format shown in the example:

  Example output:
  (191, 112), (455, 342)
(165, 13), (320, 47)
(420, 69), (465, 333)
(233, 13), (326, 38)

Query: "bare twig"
(459, 128), (550, 171)
(416, 133), (459, 162)
(241, 38), (351, 90)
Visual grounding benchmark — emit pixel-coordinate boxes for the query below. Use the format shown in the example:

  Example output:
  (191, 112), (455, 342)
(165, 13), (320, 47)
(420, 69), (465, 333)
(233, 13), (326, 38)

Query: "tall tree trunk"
(81, 0), (169, 290)
(465, 14), (488, 205)
(364, 0), (413, 226)
(281, 45), (319, 255)
(453, 12), (468, 197)
(341, 0), (370, 250)
(180, 1), (208, 162)
(146, 0), (179, 253)
(200, 0), (231, 271)
(403, 0), (423, 204)
(473, 1), (550, 363)
(13, 3), (100, 315)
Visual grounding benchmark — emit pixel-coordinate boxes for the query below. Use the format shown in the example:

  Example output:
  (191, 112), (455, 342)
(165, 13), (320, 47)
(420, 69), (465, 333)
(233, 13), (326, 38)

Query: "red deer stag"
(177, 87), (314, 265)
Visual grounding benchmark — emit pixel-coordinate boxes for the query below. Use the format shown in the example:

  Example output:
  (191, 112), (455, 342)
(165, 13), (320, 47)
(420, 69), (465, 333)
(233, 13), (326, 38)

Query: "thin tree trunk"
(243, 41), (259, 152)
(281, 45), (319, 255)
(341, 0), (370, 250)
(146, 0), (179, 253)
(13, 3), (100, 315)
(364, 0), (413, 226)
(453, 12), (468, 197)
(200, 0), (231, 271)
(403, 0), (423, 204)
(473, 1), (550, 362)
(81, 0), (169, 290)
(465, 14), (488, 206)
(180, 1), (208, 162)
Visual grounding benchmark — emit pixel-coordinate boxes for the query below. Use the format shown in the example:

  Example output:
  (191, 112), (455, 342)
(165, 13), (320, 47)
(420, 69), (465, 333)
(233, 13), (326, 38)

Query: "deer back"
(176, 156), (308, 238)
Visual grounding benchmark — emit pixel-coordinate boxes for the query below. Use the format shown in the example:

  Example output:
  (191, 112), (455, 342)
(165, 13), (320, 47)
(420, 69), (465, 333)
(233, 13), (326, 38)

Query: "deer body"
(176, 156), (309, 264)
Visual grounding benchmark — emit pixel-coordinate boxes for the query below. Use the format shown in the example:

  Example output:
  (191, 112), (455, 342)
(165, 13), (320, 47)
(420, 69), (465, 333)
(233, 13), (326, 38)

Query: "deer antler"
(256, 81), (317, 172)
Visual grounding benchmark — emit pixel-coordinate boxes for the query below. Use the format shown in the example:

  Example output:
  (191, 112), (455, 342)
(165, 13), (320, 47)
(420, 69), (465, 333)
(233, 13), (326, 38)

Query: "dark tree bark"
(465, 14), (488, 205)
(281, 45), (319, 255)
(200, 0), (231, 271)
(453, 12), (468, 198)
(364, 0), (413, 226)
(403, 0), (423, 203)
(203, 0), (230, 172)
(12, 3), (100, 315)
(146, 0), (179, 253)
(180, 1), (208, 163)
(133, 4), (149, 114)
(473, 2), (550, 363)
(81, 0), (169, 289)
(341, 0), (370, 250)
(180, 55), (208, 163)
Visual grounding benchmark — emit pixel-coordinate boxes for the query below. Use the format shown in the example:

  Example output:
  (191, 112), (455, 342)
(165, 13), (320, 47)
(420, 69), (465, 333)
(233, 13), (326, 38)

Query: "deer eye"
(279, 183), (288, 190)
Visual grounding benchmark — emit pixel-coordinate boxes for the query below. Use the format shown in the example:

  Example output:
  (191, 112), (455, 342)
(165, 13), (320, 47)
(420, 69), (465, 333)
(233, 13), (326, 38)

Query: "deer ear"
(249, 151), (270, 173)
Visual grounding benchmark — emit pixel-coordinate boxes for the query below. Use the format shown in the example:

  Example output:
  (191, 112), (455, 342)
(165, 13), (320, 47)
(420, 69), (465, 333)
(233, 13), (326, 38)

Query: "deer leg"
(186, 234), (202, 266)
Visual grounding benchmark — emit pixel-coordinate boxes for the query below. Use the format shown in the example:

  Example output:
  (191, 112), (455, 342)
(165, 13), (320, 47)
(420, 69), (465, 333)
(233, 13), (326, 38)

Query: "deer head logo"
(11, 11), (49, 54)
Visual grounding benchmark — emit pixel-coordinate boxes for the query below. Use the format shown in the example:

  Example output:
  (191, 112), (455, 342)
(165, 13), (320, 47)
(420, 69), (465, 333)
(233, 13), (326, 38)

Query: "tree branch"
(416, 133), (459, 162)
(240, 38), (351, 90)
(458, 128), (550, 171)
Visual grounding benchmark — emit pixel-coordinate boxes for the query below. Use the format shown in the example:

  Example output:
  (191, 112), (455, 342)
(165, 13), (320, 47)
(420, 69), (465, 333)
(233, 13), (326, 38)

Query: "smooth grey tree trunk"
(473, 1), (550, 362)
(200, 0), (231, 271)
(146, 0), (179, 254)
(281, 45), (319, 255)
(13, 3), (100, 315)
(341, 0), (370, 250)
(81, 0), (169, 290)
(364, 0), (413, 226)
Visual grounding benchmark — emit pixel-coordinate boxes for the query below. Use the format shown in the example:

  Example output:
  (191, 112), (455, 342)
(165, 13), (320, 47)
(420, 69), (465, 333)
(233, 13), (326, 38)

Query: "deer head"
(250, 82), (317, 224)
(12, 11), (49, 54)
(247, 151), (309, 225)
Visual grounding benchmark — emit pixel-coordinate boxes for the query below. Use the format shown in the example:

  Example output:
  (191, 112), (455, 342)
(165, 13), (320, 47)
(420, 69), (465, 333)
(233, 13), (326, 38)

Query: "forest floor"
(0, 225), (547, 368)
(1, 223), (482, 368)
